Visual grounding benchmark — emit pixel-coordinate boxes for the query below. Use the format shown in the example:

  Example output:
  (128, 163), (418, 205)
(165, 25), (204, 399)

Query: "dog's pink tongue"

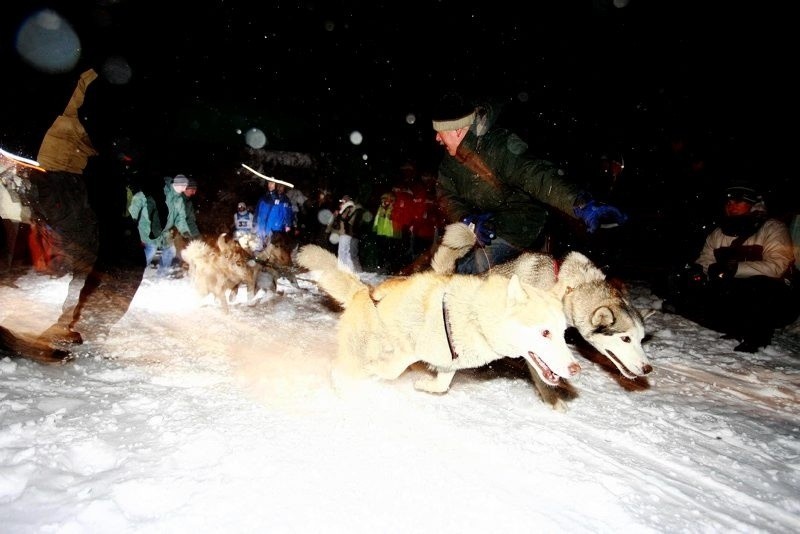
(528, 351), (559, 385)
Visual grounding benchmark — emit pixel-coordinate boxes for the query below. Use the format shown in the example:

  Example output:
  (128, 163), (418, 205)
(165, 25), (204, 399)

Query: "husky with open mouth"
(297, 244), (580, 396)
(431, 222), (651, 410)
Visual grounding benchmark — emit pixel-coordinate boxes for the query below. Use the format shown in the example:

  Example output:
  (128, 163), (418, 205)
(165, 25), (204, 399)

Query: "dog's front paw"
(364, 358), (396, 380)
(549, 398), (568, 412)
(413, 371), (455, 394)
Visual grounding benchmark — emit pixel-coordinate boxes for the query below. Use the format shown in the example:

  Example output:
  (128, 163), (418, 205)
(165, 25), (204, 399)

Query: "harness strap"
(442, 293), (459, 360)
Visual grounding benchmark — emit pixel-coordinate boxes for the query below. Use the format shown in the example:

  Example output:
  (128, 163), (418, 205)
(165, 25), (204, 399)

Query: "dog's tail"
(181, 239), (213, 265)
(430, 222), (476, 274)
(297, 244), (391, 383)
(296, 244), (368, 307)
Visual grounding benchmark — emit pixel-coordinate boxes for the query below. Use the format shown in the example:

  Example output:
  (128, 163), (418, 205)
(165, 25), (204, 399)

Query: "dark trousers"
(666, 274), (798, 345)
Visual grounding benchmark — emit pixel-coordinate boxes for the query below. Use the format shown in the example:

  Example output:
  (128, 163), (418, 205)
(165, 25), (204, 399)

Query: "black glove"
(685, 263), (707, 288)
(573, 193), (628, 233)
(708, 261), (737, 280)
(462, 213), (496, 246)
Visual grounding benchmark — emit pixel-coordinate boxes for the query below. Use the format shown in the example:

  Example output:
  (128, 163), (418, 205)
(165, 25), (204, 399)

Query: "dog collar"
(442, 293), (459, 360)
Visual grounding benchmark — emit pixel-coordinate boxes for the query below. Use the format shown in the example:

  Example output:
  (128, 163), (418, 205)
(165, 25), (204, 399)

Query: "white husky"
(296, 244), (581, 395)
(431, 223), (652, 408)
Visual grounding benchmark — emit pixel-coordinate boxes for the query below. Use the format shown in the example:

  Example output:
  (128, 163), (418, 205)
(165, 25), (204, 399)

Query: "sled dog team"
(183, 224), (651, 410)
(295, 222), (653, 411)
(181, 232), (300, 313)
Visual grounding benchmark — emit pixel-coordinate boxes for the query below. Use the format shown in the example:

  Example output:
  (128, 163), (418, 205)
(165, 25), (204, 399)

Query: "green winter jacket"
(160, 178), (194, 243)
(182, 195), (201, 239)
(127, 190), (163, 246)
(437, 102), (581, 249)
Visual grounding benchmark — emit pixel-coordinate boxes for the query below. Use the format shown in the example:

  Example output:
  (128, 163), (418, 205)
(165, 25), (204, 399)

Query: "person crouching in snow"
(661, 182), (798, 353)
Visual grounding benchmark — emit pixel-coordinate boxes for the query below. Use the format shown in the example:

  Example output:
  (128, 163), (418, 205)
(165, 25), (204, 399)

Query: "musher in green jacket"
(432, 95), (627, 274)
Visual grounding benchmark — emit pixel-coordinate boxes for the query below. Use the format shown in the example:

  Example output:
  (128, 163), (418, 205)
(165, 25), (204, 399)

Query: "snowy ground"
(0, 263), (798, 533)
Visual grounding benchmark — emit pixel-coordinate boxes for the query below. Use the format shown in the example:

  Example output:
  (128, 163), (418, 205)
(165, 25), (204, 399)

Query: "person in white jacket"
(663, 182), (797, 352)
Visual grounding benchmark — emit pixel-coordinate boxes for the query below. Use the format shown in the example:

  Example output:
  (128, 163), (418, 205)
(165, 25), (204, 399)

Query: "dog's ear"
(590, 306), (614, 327)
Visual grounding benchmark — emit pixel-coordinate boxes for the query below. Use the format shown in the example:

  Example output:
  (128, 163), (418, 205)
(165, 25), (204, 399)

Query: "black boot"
(733, 333), (770, 353)
(661, 300), (678, 314)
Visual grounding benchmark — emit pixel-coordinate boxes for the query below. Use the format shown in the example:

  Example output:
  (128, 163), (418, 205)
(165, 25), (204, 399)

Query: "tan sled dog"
(296, 244), (581, 394)
(181, 233), (261, 313)
(431, 223), (652, 409)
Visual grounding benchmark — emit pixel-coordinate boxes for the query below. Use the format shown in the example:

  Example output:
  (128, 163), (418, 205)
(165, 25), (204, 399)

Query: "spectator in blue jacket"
(265, 183), (295, 238)
(254, 180), (277, 246)
(255, 180), (295, 247)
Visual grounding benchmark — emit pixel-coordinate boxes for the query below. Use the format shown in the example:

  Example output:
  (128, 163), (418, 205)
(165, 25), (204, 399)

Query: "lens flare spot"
(245, 128), (267, 149)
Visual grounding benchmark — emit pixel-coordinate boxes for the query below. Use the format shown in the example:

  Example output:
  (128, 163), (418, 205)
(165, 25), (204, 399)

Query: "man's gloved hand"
(708, 261), (737, 280)
(573, 195), (628, 233)
(462, 213), (496, 246)
(685, 263), (707, 288)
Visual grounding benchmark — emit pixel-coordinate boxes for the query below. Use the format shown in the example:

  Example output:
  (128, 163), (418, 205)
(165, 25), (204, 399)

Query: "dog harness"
(443, 257), (564, 361)
(441, 294), (459, 360)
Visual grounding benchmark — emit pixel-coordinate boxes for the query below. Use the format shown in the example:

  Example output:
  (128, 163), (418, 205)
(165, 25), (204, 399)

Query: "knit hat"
(172, 174), (189, 186)
(432, 93), (476, 132)
(238, 201), (246, 209)
(339, 195), (355, 213)
(724, 182), (761, 204)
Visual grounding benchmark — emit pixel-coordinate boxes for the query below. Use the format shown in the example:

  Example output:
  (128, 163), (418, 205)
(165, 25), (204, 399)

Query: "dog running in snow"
(431, 222), (652, 410)
(296, 244), (580, 395)
(181, 233), (262, 313)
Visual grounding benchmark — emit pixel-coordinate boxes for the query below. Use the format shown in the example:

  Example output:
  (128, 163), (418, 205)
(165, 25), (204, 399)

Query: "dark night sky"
(1, 1), (791, 202)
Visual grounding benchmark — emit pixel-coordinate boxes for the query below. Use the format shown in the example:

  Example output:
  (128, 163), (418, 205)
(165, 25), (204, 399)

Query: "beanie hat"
(185, 177), (198, 189)
(172, 174), (189, 186)
(238, 201), (246, 209)
(431, 93), (476, 132)
(724, 182), (761, 204)
(339, 196), (355, 213)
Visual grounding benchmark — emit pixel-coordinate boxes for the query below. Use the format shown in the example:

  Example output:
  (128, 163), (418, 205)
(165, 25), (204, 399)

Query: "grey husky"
(431, 223), (652, 410)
